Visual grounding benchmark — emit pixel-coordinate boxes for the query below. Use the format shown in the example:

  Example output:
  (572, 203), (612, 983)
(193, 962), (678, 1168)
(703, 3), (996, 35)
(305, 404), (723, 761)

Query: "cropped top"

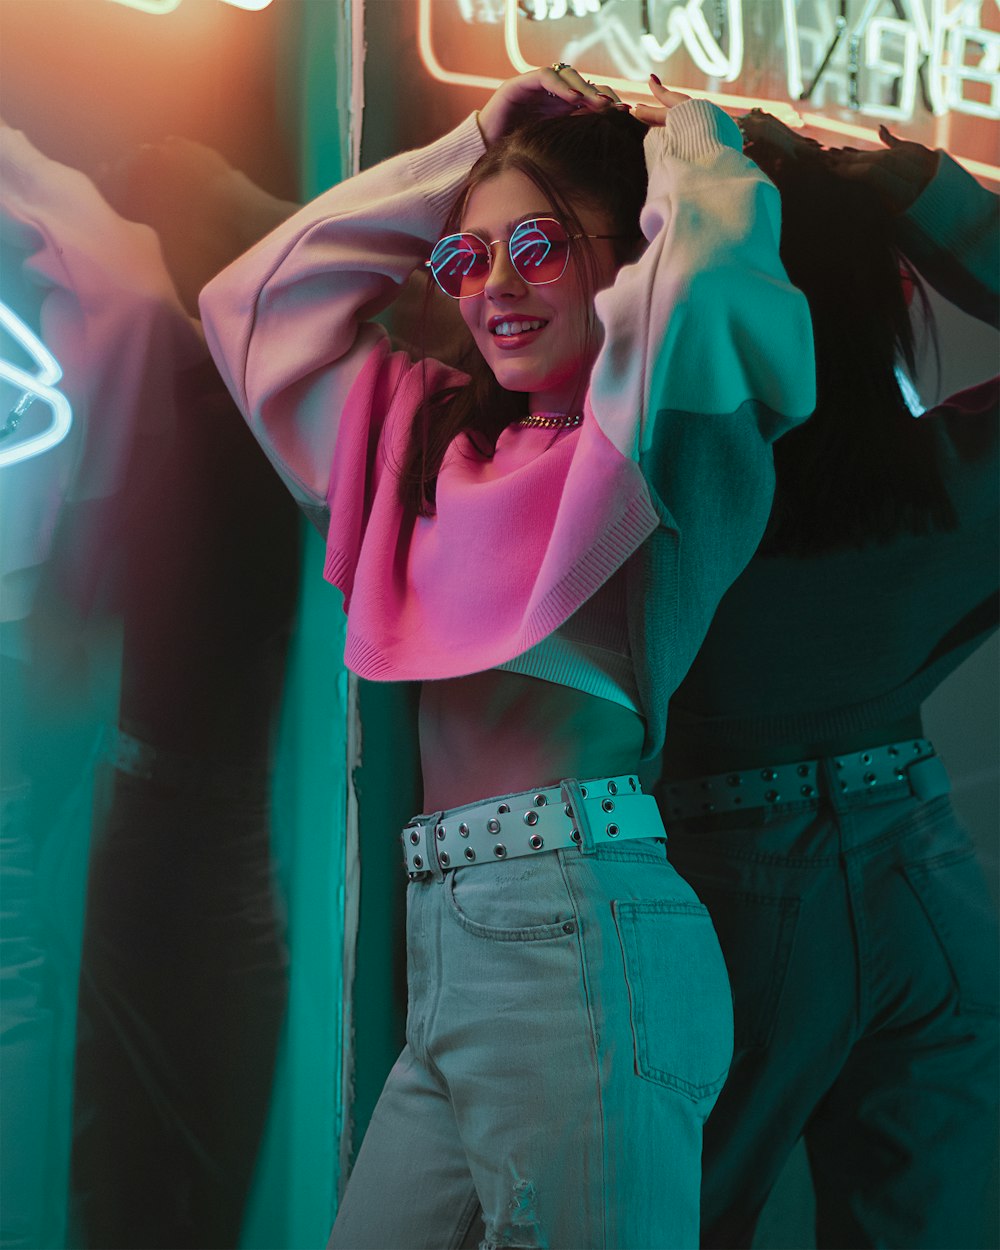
(199, 101), (815, 761)
(664, 152), (998, 755)
(496, 565), (640, 713)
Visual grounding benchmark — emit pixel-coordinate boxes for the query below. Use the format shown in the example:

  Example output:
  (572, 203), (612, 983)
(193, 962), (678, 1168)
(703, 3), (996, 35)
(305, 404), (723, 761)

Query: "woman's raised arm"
(198, 117), (487, 520)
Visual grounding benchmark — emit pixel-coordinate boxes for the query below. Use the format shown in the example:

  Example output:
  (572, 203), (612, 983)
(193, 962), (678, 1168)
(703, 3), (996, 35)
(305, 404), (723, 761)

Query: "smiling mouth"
(490, 318), (547, 338)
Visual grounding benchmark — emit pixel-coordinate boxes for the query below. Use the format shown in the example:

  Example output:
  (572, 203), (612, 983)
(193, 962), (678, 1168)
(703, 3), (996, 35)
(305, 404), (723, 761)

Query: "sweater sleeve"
(198, 115), (485, 532)
(0, 126), (206, 618)
(584, 101), (816, 749)
(897, 153), (999, 329)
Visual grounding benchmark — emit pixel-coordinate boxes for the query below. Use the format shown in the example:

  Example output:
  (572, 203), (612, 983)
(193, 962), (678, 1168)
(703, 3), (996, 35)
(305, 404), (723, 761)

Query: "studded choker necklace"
(518, 412), (583, 430)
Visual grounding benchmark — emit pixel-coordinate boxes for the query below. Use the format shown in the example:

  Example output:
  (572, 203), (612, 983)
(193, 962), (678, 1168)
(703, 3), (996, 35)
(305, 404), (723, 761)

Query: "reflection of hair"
(746, 136), (956, 555)
(397, 107), (648, 517)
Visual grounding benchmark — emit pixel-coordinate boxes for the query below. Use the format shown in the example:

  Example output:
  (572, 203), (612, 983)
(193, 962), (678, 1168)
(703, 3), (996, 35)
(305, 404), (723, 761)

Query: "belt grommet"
(765, 790), (779, 802)
(580, 786), (588, 797)
(464, 847), (476, 862)
(436, 824), (446, 840)
(797, 764), (810, 777)
(413, 855), (423, 869)
(726, 774), (741, 787)
(529, 833), (543, 850)
(497, 803), (510, 814)
(607, 780), (618, 795)
(861, 752), (872, 765)
(493, 843), (507, 858)
(864, 772), (877, 785)
(534, 793), (547, 806)
(570, 829), (581, 843)
(487, 818), (501, 834)
(601, 798), (615, 812)
(564, 803), (573, 818)
(606, 824), (620, 838)
(459, 822), (470, 837)
(523, 810), (539, 826)
(439, 851), (450, 867)
(801, 784), (814, 797)
(409, 830), (420, 845)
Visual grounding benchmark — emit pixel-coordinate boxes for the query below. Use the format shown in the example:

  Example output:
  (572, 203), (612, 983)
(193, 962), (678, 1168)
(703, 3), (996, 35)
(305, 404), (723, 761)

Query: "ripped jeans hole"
(482, 1179), (548, 1250)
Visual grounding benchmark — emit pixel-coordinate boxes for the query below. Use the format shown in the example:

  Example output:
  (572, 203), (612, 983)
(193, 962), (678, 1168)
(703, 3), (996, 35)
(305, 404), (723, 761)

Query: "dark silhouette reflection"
(71, 362), (300, 1250)
(1, 121), (301, 1249)
(658, 119), (999, 1250)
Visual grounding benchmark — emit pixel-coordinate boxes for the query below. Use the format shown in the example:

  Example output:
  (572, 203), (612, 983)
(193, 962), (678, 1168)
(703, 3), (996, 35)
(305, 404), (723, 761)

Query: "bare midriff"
(419, 669), (645, 812)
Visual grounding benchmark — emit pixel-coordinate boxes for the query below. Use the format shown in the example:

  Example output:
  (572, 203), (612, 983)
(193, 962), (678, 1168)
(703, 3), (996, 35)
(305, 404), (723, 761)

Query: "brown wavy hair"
(395, 106), (648, 517)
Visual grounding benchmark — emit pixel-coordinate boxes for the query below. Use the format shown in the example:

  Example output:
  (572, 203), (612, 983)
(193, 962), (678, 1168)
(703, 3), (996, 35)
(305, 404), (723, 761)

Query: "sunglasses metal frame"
(424, 217), (623, 299)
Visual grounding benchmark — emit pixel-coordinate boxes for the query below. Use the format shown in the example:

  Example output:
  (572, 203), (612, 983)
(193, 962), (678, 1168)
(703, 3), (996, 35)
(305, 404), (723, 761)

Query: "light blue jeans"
(328, 813), (734, 1250)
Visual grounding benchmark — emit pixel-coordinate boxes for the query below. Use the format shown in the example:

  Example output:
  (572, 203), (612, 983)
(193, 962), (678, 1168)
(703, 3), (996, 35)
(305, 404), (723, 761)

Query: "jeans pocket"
(612, 899), (734, 1102)
(684, 885), (801, 1051)
(902, 847), (1000, 1018)
(444, 863), (578, 943)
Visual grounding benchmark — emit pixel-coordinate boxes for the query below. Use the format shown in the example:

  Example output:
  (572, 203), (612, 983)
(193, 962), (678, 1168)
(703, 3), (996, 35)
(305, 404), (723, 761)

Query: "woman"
(658, 115), (998, 1250)
(199, 68), (814, 1249)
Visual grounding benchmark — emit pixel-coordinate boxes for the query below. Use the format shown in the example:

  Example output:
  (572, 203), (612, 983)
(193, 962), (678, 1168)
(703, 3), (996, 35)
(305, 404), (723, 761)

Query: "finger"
(878, 124), (903, 147)
(591, 82), (625, 106)
(632, 103), (668, 127)
(540, 65), (589, 107)
(648, 73), (689, 107)
(549, 65), (609, 108)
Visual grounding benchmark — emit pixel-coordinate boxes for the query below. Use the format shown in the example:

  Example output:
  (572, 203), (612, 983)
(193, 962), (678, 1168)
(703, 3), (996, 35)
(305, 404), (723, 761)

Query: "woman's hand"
(476, 65), (627, 146)
(632, 75), (690, 127)
(825, 125), (938, 213)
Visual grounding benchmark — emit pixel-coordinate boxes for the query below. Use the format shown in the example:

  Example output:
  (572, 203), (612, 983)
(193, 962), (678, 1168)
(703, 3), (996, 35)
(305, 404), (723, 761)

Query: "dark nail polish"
(650, 73), (662, 86)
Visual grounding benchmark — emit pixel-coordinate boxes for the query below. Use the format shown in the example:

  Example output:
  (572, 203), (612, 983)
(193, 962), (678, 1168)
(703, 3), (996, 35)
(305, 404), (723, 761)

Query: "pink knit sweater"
(200, 101), (816, 759)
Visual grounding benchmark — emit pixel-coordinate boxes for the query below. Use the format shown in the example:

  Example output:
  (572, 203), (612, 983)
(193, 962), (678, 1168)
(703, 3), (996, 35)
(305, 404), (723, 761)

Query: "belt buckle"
(402, 812), (443, 880)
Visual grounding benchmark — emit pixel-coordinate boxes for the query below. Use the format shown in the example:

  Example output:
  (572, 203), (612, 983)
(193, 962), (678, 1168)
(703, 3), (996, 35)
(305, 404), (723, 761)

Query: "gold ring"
(551, 62), (571, 72)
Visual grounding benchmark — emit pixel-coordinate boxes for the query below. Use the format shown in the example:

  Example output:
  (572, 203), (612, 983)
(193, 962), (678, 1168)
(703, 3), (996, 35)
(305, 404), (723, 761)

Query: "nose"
(483, 239), (526, 299)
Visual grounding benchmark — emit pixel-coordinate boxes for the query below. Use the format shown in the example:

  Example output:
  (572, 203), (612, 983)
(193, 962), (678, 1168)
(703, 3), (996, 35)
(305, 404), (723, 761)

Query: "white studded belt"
(402, 774), (664, 879)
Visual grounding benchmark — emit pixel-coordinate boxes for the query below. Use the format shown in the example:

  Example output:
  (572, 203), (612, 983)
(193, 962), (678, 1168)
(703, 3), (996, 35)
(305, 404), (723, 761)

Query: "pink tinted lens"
(429, 233), (491, 297)
(510, 219), (569, 284)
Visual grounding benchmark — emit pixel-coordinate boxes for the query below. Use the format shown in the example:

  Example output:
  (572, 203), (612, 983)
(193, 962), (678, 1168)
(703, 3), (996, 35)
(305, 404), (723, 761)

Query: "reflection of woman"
(658, 118), (999, 1250)
(0, 121), (205, 1250)
(201, 65), (814, 1249)
(0, 122), (299, 1249)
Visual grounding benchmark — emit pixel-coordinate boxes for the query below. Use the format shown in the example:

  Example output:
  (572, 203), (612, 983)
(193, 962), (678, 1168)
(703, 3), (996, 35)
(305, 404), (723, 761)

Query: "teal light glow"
(0, 300), (73, 468)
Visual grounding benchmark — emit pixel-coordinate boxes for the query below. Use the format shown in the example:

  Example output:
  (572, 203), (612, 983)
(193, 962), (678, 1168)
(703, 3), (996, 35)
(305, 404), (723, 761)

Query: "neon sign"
(0, 302), (73, 469)
(419, 0), (1000, 180)
(106, 0), (273, 14)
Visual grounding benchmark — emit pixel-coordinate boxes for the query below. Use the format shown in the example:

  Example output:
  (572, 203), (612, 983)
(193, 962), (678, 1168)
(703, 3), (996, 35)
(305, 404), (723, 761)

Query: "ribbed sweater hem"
(334, 486), (659, 681)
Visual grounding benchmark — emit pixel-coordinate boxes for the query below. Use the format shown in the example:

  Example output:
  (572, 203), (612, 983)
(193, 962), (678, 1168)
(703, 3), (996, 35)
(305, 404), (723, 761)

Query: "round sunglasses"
(425, 217), (622, 299)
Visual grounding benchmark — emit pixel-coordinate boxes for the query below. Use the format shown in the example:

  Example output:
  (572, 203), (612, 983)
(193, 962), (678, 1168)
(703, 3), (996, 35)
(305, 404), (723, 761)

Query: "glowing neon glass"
(425, 217), (619, 299)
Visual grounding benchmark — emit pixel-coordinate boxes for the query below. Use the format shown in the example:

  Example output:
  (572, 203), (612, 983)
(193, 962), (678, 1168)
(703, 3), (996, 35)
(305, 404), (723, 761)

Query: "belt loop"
(818, 755), (851, 813)
(560, 778), (596, 856)
(907, 754), (951, 802)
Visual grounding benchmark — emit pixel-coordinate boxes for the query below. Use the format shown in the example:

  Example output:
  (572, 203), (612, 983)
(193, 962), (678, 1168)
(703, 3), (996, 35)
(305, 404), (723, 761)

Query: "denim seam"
(555, 852), (610, 1248)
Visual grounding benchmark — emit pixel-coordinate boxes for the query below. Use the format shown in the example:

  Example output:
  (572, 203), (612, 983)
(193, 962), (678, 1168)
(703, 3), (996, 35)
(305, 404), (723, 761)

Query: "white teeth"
(492, 319), (544, 337)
